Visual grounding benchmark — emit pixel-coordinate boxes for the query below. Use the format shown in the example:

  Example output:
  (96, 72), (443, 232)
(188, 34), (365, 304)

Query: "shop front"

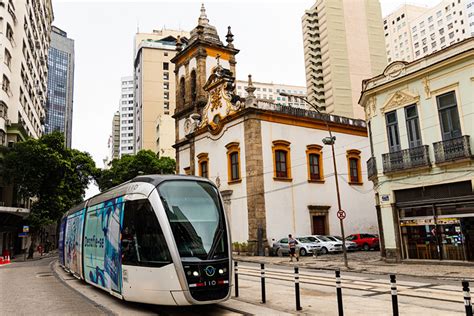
(395, 181), (474, 262)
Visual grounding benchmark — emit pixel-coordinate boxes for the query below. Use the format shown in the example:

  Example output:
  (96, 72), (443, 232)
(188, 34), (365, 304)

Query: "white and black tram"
(58, 175), (232, 305)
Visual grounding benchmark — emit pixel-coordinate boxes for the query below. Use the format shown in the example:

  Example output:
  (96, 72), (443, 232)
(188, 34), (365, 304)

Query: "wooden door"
(312, 216), (326, 235)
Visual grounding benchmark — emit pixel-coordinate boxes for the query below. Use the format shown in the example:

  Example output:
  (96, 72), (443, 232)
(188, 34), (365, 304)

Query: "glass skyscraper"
(46, 26), (75, 148)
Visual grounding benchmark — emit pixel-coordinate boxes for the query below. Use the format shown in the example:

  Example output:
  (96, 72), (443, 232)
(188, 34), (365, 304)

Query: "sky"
(50, 0), (435, 197)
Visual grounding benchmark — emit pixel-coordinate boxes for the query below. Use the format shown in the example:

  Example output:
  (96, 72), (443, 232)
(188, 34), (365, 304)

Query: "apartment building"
(302, 0), (387, 119)
(384, 0), (474, 63)
(45, 26), (74, 148)
(360, 38), (474, 262)
(0, 0), (54, 257)
(235, 80), (308, 109)
(134, 29), (189, 158)
(119, 76), (134, 156)
(0, 0), (53, 145)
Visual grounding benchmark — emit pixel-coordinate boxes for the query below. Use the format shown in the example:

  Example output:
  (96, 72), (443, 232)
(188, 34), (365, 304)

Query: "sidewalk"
(233, 251), (474, 281)
(11, 249), (58, 262)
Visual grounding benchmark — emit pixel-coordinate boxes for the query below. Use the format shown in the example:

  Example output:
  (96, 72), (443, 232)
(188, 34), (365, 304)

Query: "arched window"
(190, 70), (197, 103)
(226, 142), (241, 183)
(272, 140), (292, 181)
(197, 153), (209, 178)
(346, 149), (362, 185)
(306, 145), (324, 182)
(179, 77), (186, 105)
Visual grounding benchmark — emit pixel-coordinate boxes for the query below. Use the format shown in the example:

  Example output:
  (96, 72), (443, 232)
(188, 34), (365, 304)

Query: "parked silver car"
(272, 237), (321, 256)
(302, 235), (343, 254)
(326, 235), (358, 251)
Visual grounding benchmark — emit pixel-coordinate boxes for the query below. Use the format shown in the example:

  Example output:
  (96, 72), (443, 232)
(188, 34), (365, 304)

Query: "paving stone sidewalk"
(233, 251), (474, 281)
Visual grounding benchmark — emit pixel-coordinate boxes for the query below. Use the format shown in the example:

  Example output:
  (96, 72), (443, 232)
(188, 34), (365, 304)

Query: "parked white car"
(303, 235), (343, 254)
(272, 237), (322, 256)
(326, 235), (358, 251)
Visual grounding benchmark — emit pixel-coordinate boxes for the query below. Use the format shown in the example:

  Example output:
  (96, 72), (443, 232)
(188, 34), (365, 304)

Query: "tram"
(58, 175), (232, 305)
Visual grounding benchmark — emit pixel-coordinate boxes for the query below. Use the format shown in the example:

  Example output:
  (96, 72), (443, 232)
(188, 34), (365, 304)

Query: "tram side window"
(121, 200), (171, 267)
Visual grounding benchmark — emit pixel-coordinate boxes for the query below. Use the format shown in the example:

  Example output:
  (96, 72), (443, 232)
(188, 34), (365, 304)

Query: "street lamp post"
(280, 92), (349, 268)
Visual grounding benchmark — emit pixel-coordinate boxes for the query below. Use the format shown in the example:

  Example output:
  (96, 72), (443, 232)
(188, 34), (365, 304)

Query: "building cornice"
(360, 38), (474, 105)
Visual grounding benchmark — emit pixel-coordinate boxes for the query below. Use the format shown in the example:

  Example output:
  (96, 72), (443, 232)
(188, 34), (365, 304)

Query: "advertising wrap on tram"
(83, 197), (124, 294)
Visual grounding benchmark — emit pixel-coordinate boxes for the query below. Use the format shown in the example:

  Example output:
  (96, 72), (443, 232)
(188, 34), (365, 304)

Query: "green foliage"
(0, 131), (97, 228)
(96, 150), (176, 192)
(232, 242), (248, 252)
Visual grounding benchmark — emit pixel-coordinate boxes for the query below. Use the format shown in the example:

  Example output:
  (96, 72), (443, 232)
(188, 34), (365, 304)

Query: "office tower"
(45, 26), (75, 148)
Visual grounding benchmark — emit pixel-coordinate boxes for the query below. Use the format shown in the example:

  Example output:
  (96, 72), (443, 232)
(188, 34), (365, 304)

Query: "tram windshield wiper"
(207, 227), (225, 260)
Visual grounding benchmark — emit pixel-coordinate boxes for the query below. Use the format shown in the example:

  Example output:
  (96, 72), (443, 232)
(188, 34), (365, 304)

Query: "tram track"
(237, 264), (465, 304)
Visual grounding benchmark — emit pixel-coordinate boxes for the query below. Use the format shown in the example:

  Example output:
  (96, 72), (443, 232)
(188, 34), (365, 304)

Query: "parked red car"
(346, 233), (379, 251)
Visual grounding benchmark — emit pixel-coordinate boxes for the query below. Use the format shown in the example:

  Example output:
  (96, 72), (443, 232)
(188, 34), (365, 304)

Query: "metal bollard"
(295, 267), (302, 311)
(462, 280), (473, 316)
(234, 261), (239, 298)
(335, 269), (344, 316)
(390, 274), (399, 316)
(260, 263), (266, 303)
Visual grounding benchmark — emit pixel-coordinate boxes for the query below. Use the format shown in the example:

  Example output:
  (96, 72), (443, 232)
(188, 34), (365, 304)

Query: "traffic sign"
(337, 210), (346, 220)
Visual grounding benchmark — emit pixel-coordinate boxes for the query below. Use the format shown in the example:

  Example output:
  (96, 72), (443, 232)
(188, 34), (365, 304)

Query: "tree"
(96, 150), (176, 191)
(0, 131), (97, 257)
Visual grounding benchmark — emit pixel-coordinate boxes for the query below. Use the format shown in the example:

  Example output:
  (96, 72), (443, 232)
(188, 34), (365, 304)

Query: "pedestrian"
(288, 234), (299, 262)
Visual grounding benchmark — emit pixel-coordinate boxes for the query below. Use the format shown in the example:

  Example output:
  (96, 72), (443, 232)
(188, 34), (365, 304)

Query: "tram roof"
(63, 174), (212, 218)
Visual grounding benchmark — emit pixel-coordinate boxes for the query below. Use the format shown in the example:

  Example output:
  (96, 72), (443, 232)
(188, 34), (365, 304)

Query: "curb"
(49, 260), (117, 316)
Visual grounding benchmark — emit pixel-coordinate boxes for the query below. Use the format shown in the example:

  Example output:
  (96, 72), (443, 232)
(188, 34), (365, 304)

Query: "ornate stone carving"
(383, 61), (408, 79)
(198, 59), (241, 134)
(364, 96), (377, 120)
(183, 112), (201, 136)
(422, 77), (431, 99)
(381, 90), (420, 113)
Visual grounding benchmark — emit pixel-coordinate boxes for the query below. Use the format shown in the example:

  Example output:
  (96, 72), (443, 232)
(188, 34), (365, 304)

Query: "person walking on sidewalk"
(288, 234), (299, 262)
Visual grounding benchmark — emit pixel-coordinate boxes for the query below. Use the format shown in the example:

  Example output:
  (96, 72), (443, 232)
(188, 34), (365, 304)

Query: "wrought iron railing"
(433, 135), (472, 164)
(367, 156), (377, 180)
(382, 145), (430, 173)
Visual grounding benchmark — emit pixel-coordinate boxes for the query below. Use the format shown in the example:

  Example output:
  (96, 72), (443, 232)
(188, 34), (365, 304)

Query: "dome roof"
(188, 4), (222, 46)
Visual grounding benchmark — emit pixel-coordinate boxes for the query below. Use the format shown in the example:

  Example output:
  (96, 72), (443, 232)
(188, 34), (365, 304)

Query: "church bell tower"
(171, 4), (239, 120)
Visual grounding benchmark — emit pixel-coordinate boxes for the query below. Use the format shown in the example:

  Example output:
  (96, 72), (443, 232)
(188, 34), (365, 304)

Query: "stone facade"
(243, 117), (266, 253)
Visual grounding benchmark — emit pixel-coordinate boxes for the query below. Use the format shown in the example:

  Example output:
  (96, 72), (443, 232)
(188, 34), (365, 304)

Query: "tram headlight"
(192, 271), (199, 277)
(218, 269), (224, 275)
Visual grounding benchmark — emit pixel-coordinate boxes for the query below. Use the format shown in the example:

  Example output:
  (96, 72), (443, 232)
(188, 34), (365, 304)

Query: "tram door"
(84, 197), (124, 294)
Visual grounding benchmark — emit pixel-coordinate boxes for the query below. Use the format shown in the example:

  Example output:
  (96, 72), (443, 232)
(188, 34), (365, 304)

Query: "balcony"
(382, 145), (431, 174)
(433, 136), (473, 164)
(367, 157), (377, 180)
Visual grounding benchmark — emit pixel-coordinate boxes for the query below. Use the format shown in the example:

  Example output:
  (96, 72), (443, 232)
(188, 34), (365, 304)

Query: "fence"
(233, 261), (473, 316)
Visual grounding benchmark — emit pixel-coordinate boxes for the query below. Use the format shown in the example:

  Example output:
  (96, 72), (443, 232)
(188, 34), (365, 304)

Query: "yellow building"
(359, 38), (474, 262)
(134, 29), (189, 157)
(302, 0), (387, 119)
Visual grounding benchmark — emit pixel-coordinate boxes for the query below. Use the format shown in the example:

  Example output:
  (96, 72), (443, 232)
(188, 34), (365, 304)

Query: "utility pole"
(280, 92), (348, 268)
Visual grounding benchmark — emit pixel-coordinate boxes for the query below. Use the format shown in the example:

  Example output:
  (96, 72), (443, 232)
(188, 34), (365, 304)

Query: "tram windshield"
(158, 180), (227, 261)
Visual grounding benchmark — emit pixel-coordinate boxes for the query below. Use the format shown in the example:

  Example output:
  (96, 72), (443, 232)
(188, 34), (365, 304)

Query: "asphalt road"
(0, 256), (106, 315)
